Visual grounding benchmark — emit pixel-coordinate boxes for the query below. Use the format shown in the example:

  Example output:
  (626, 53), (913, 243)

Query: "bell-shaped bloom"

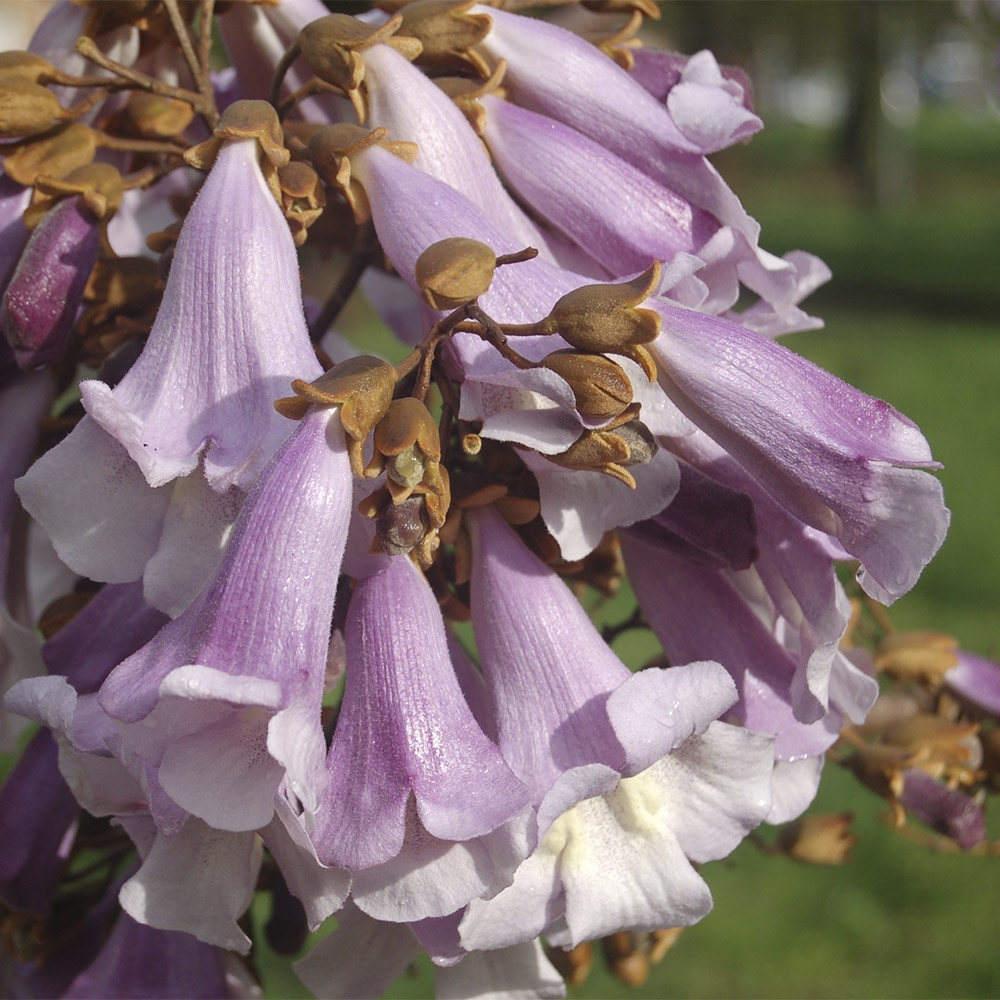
(94, 406), (352, 834)
(312, 554), (532, 922)
(362, 43), (592, 273)
(647, 302), (949, 603)
(80, 135), (321, 492)
(459, 507), (773, 949)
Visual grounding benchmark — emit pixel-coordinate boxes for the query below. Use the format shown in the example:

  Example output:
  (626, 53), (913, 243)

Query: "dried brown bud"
(184, 100), (289, 173)
(1, 122), (97, 187)
(369, 397), (448, 515)
(298, 13), (421, 95)
(545, 409), (656, 489)
(539, 349), (633, 420)
(397, 0), (492, 75)
(27, 162), (124, 225)
(274, 355), (399, 476)
(415, 237), (496, 310)
(874, 630), (960, 684)
(546, 941), (593, 989)
(117, 91), (195, 140)
(777, 812), (858, 865)
(0, 51), (58, 85)
(277, 161), (326, 246)
(544, 262), (661, 379)
(603, 931), (650, 988)
(0, 79), (67, 139)
(308, 124), (416, 222)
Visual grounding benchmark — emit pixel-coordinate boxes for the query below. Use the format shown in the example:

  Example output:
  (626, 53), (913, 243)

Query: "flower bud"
(184, 100), (289, 174)
(397, 0), (492, 75)
(298, 13), (421, 94)
(545, 410), (656, 488)
(539, 349), (633, 419)
(415, 237), (496, 310)
(116, 90), (196, 140)
(0, 195), (101, 369)
(0, 79), (67, 139)
(544, 262), (661, 379)
(0, 122), (97, 187)
(274, 355), (398, 476)
(776, 812), (857, 865)
(0, 51), (57, 85)
(874, 630), (959, 684)
(277, 161), (326, 246)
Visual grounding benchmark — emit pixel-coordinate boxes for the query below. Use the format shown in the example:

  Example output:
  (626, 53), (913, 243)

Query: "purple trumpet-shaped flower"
(93, 405), (352, 833)
(458, 507), (773, 949)
(312, 554), (531, 923)
(647, 303), (949, 602)
(80, 135), (321, 491)
(1, 196), (103, 371)
(361, 43), (593, 273)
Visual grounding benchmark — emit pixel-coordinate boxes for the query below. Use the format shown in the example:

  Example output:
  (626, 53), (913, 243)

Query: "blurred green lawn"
(255, 108), (1000, 999)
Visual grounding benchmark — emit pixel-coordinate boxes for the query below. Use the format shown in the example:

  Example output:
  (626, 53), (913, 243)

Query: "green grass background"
(253, 107), (1000, 999)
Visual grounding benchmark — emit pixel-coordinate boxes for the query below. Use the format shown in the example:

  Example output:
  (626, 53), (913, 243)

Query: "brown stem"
(463, 304), (536, 369)
(197, 0), (217, 85)
(75, 37), (209, 116)
(494, 246), (539, 268)
(95, 134), (188, 157)
(269, 39), (302, 109)
(162, 0), (208, 103)
(278, 78), (343, 120)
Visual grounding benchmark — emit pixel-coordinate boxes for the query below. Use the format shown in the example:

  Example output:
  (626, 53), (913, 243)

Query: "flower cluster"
(0, 1), (988, 998)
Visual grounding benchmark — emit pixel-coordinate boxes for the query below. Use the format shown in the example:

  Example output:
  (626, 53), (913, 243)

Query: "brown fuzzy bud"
(0, 79), (67, 139)
(277, 161), (326, 246)
(184, 100), (289, 173)
(298, 13), (421, 94)
(118, 91), (195, 140)
(777, 812), (858, 865)
(546, 941), (593, 989)
(545, 410), (656, 489)
(274, 355), (399, 476)
(397, 0), (492, 75)
(874, 630), (960, 684)
(1, 122), (97, 187)
(539, 349), (633, 419)
(27, 162), (124, 225)
(0, 51), (57, 85)
(307, 124), (416, 223)
(544, 262), (661, 379)
(415, 237), (496, 310)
